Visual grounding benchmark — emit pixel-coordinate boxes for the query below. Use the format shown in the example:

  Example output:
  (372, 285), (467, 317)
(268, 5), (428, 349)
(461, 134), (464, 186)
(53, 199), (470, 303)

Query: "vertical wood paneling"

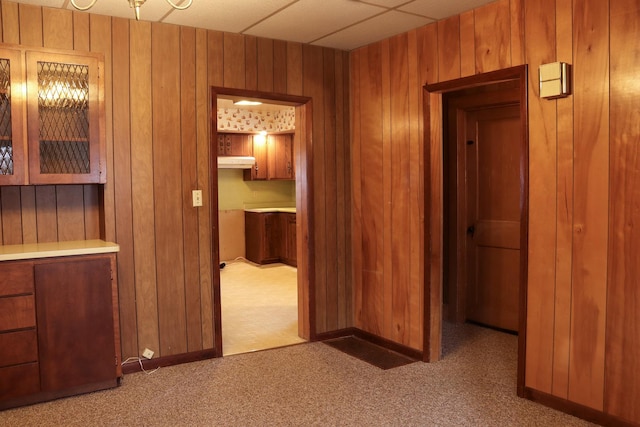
(42, 8), (71, 48)
(358, 43), (384, 335)
(208, 30), (223, 87)
(18, 4), (42, 46)
(350, 48), (363, 336)
(72, 12), (89, 51)
(1, 188), (21, 244)
(606, 1), (640, 422)
(523, 0), (557, 395)
(180, 26), (202, 352)
(381, 39), (392, 339)
(552, 0), (574, 399)
(273, 40), (287, 94)
(257, 37), (274, 92)
(568, 0), (609, 410)
(197, 28), (214, 350)
(244, 35), (257, 91)
(510, 0), (525, 65)
(111, 17), (137, 359)
(459, 11), (475, 77)
(152, 23), (187, 356)
(129, 20), (160, 356)
(437, 16), (460, 82)
(389, 33), (411, 343)
(407, 29), (422, 350)
(303, 44), (326, 331)
(287, 42), (303, 96)
(322, 47), (338, 331)
(91, 14), (115, 242)
(35, 186), (57, 242)
(474, 0), (511, 73)
(223, 32), (245, 89)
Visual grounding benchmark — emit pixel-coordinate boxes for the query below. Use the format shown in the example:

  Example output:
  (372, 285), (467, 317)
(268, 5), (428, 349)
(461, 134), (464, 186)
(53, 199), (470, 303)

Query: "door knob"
(467, 225), (475, 237)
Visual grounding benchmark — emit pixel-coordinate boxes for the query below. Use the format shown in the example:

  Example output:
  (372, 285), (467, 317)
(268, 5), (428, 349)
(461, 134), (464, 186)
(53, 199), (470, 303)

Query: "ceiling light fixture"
(70, 0), (193, 21)
(234, 100), (262, 106)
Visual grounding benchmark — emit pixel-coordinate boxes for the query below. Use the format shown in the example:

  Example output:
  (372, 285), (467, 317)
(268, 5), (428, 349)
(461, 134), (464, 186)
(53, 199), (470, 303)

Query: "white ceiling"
(15, 0), (495, 51)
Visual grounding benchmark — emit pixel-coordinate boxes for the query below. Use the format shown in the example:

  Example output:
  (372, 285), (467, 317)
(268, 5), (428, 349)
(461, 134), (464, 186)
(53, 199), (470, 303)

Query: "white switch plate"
(192, 190), (203, 207)
(142, 348), (154, 359)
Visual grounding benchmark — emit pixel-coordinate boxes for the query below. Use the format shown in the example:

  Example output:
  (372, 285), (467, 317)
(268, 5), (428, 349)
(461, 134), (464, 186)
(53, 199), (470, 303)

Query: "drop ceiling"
(14, 0), (495, 51)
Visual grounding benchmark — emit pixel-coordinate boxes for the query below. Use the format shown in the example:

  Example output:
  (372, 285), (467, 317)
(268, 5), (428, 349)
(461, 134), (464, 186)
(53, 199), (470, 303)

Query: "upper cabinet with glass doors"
(0, 46), (105, 186)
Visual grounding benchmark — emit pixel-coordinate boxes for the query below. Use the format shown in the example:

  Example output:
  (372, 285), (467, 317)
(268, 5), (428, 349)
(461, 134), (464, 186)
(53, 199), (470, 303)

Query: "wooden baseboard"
(121, 348), (219, 375)
(524, 388), (637, 427)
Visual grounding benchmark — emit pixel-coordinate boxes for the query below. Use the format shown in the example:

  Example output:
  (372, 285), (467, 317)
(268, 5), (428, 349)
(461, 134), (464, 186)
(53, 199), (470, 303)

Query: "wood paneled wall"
(351, 0), (640, 423)
(0, 1), (351, 360)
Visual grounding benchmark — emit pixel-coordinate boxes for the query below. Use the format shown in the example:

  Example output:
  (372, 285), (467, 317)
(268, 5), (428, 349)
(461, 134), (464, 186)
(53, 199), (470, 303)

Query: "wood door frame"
(424, 65), (529, 396)
(209, 87), (315, 355)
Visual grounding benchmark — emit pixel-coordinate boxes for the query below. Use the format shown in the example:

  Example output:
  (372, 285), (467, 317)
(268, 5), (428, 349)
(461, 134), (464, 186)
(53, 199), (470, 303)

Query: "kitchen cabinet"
(0, 46), (105, 186)
(244, 133), (293, 181)
(245, 211), (296, 267)
(0, 250), (120, 410)
(281, 213), (297, 267)
(216, 133), (252, 156)
(245, 211), (281, 264)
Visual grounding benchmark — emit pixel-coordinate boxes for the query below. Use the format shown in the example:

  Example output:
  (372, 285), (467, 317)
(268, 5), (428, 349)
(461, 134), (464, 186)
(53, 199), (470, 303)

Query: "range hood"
(217, 156), (255, 169)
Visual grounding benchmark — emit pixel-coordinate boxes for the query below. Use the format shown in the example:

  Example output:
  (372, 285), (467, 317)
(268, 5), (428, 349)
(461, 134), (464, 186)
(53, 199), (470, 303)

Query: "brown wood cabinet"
(0, 46), (105, 186)
(244, 133), (294, 181)
(216, 133), (252, 156)
(245, 211), (296, 266)
(0, 254), (120, 410)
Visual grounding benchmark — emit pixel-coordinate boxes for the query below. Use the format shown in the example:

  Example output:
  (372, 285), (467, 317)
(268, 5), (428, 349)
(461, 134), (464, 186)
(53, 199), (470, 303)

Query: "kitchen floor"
(220, 259), (306, 356)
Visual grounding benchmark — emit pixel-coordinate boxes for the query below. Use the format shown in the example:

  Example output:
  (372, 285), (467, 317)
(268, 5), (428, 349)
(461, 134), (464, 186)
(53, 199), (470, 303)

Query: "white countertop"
(0, 239), (120, 262)
(245, 207), (296, 214)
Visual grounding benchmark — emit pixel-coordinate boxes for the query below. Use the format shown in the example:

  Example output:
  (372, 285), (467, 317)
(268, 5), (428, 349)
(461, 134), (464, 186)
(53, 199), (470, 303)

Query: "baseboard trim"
(121, 349), (219, 375)
(524, 388), (637, 427)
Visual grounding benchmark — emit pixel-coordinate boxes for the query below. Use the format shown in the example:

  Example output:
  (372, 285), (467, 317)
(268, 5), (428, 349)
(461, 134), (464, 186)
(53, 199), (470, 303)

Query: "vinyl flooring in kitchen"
(220, 259), (306, 356)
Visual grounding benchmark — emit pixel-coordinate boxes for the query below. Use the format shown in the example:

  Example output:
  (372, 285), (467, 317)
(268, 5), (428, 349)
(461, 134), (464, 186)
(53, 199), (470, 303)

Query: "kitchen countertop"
(245, 207), (296, 214)
(0, 239), (120, 262)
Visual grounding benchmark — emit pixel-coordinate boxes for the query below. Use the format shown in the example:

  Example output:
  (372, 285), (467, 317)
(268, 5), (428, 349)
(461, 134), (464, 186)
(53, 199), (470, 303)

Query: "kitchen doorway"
(424, 65), (529, 395)
(210, 87), (314, 357)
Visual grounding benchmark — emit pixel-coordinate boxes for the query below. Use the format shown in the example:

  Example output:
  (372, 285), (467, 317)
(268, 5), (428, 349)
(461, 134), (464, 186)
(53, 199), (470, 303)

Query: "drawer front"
(0, 363), (40, 401)
(0, 295), (36, 331)
(0, 330), (37, 367)
(0, 262), (34, 297)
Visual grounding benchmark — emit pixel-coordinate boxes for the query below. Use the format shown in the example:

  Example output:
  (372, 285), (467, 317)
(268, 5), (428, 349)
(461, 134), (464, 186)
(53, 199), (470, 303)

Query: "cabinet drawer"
(0, 330), (38, 367)
(0, 295), (36, 331)
(0, 363), (40, 401)
(0, 262), (34, 297)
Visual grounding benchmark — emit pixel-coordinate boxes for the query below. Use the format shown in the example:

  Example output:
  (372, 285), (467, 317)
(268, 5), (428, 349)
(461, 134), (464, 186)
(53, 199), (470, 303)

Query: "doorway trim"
(209, 87), (315, 355)
(423, 65), (529, 396)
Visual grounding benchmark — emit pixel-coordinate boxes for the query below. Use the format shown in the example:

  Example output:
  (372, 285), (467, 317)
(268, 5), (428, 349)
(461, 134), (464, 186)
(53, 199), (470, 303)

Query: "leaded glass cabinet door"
(26, 51), (105, 184)
(0, 48), (27, 186)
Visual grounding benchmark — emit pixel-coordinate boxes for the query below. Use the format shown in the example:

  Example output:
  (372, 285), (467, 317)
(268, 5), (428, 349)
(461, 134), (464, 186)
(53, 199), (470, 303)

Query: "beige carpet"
(221, 260), (305, 356)
(2, 322), (595, 427)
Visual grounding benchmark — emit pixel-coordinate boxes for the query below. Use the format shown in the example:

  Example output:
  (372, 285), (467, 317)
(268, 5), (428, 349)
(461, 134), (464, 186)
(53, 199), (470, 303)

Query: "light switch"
(192, 190), (203, 207)
(539, 62), (571, 99)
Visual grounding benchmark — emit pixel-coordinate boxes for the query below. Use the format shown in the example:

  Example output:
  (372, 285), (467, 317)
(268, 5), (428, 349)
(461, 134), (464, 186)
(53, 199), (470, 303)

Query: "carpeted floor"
(1, 322), (595, 427)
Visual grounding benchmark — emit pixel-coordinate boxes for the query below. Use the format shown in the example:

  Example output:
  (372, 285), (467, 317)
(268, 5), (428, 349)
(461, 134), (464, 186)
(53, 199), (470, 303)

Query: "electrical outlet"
(192, 190), (203, 207)
(142, 348), (154, 359)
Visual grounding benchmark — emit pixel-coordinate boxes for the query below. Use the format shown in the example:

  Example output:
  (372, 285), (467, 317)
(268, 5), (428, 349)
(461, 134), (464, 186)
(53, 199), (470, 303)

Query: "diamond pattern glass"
(0, 58), (13, 175)
(37, 61), (90, 174)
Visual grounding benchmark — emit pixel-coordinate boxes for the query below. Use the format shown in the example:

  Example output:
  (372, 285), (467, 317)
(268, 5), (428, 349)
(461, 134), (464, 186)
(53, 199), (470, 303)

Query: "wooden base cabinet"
(0, 254), (120, 410)
(245, 211), (297, 267)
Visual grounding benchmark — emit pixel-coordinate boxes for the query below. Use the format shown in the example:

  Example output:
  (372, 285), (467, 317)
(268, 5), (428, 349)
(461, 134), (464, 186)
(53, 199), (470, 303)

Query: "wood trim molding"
(423, 64), (529, 393)
(524, 388), (637, 427)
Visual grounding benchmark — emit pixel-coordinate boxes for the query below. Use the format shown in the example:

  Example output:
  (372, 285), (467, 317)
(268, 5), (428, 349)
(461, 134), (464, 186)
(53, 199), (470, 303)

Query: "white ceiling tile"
(244, 0), (385, 44)
(399, 0), (495, 19)
(359, 0), (410, 7)
(312, 10), (432, 51)
(162, 0), (293, 33)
